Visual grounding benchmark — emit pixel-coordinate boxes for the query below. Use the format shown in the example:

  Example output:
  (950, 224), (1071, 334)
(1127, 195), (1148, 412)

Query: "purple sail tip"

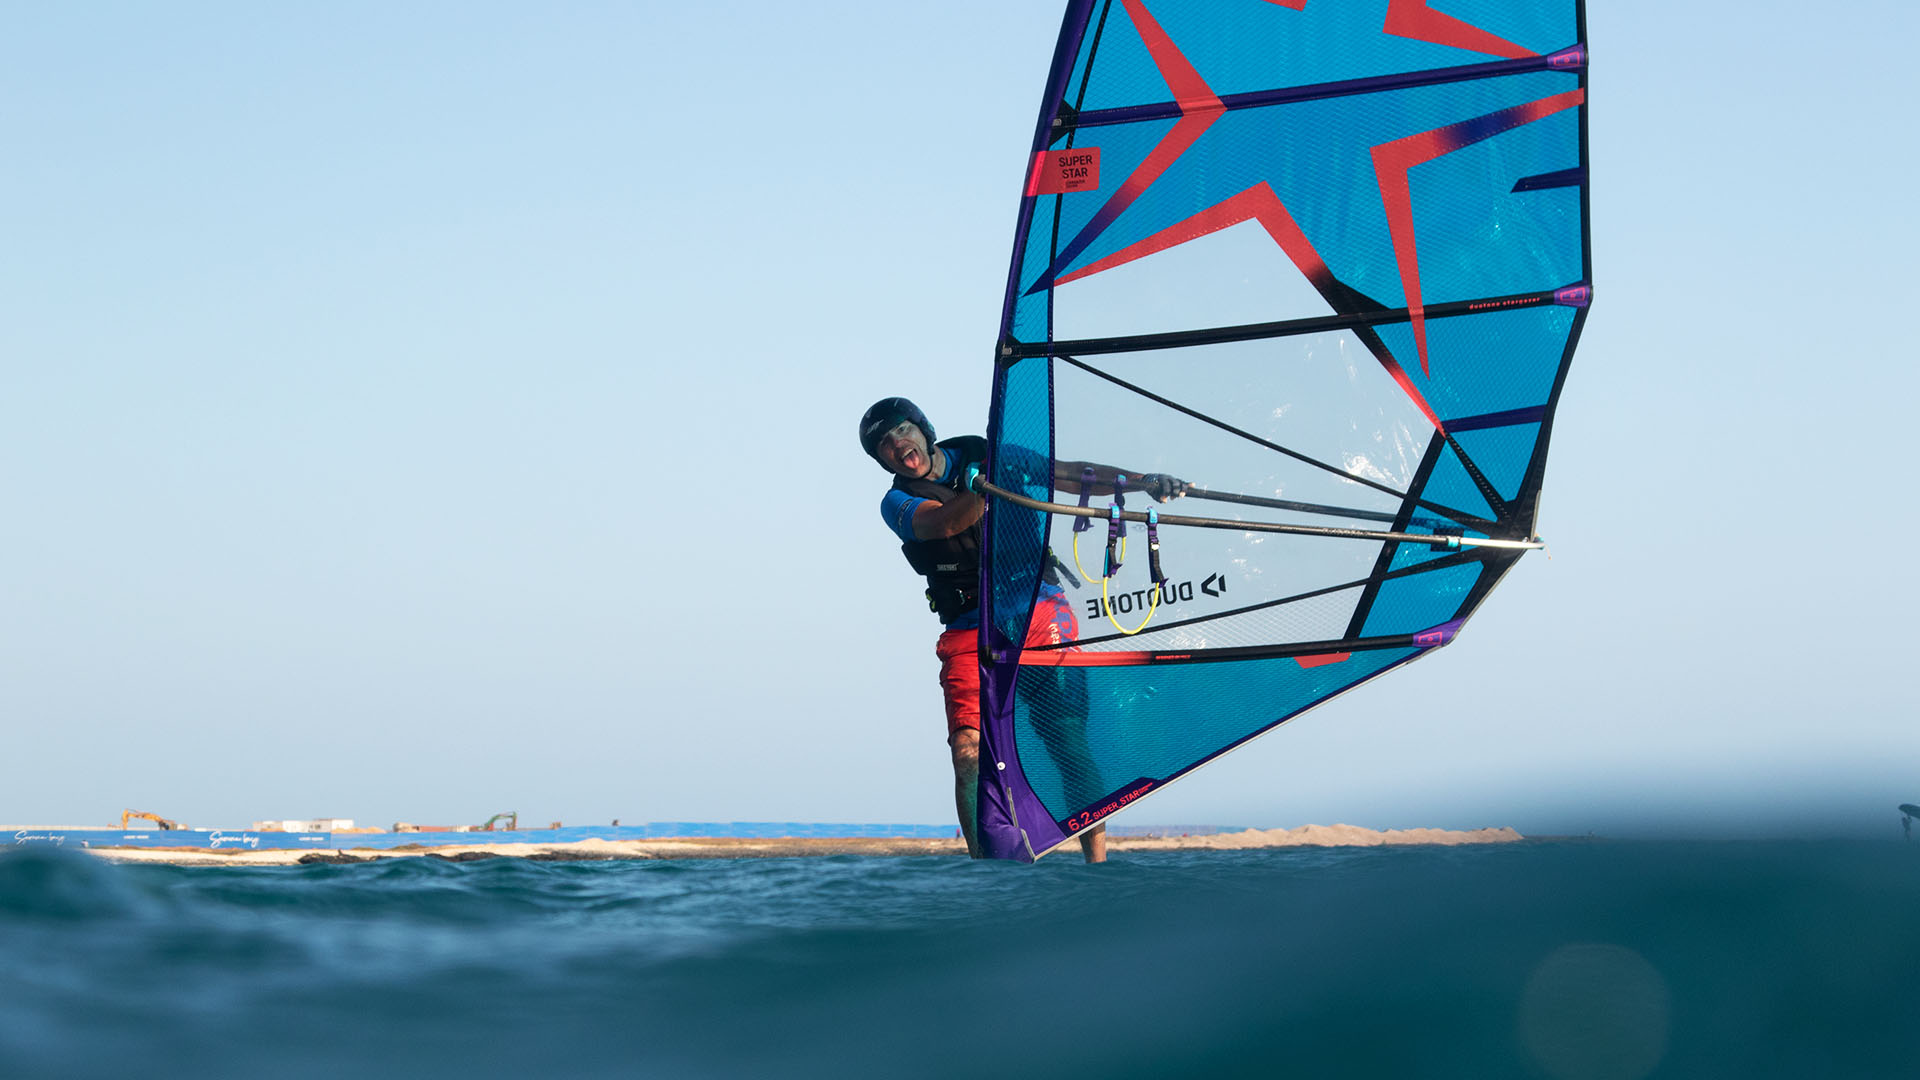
(1413, 619), (1466, 649)
(1547, 45), (1587, 71)
(1554, 283), (1592, 308)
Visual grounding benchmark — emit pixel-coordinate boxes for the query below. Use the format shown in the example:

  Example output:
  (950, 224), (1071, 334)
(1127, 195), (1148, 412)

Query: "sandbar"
(76, 825), (1522, 866)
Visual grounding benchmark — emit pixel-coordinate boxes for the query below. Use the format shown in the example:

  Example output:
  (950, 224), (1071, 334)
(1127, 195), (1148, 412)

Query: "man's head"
(859, 397), (937, 478)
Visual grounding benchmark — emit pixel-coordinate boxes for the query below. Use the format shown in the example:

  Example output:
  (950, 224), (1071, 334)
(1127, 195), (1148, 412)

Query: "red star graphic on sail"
(1038, 0), (1579, 423)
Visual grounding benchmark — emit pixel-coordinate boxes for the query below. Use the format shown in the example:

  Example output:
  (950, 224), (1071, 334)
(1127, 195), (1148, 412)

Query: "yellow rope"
(1070, 528), (1123, 587)
(1071, 504), (1156, 635)
(1100, 570), (1160, 636)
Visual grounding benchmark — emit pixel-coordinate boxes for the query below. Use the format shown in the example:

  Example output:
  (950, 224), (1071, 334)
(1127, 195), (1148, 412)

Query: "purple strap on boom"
(1104, 474), (1127, 577)
(1072, 466), (1096, 532)
(1147, 507), (1165, 585)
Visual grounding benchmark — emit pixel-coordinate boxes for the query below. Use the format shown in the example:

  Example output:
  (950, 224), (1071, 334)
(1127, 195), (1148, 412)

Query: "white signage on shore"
(205, 831), (262, 849)
(12, 830), (66, 846)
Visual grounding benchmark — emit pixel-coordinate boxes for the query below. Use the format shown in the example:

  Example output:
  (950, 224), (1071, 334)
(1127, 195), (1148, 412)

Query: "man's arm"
(1054, 460), (1188, 502)
(910, 490), (985, 540)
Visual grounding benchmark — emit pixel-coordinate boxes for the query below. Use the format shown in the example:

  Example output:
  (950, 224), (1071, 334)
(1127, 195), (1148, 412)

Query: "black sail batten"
(1021, 633), (1457, 666)
(1070, 50), (1588, 129)
(1007, 289), (1573, 360)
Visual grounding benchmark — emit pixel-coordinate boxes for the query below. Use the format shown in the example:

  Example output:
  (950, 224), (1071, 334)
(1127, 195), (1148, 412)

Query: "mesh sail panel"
(1014, 646), (1421, 826)
(979, 0), (1589, 860)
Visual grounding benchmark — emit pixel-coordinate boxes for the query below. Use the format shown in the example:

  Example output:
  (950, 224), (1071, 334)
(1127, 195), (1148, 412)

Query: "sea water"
(1, 839), (1916, 1079)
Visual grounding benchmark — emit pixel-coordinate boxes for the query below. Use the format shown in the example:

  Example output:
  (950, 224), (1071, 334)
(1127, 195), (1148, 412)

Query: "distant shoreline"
(59, 824), (1524, 866)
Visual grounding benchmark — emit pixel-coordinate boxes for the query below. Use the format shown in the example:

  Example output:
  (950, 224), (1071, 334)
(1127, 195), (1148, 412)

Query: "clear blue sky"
(3, 1), (1913, 836)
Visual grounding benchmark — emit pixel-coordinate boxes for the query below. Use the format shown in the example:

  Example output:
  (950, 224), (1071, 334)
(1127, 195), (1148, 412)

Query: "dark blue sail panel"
(978, 0), (1590, 861)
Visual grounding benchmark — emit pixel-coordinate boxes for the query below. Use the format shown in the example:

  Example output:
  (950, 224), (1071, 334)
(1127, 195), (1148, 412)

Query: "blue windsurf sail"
(977, 0), (1590, 860)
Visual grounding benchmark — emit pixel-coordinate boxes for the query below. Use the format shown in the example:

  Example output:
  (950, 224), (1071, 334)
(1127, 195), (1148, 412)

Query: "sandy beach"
(76, 825), (1523, 866)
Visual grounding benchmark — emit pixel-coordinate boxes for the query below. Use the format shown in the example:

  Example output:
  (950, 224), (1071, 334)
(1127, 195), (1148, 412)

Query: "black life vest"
(893, 436), (988, 623)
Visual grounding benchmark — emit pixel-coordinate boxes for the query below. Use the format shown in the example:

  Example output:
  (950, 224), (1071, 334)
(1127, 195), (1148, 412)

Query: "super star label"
(1025, 147), (1101, 195)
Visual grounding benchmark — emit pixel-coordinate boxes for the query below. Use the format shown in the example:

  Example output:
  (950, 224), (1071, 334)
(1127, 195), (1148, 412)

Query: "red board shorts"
(934, 594), (1078, 743)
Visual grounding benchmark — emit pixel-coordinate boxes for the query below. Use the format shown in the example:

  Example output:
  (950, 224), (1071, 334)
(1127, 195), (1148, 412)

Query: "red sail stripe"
(1372, 88), (1585, 376)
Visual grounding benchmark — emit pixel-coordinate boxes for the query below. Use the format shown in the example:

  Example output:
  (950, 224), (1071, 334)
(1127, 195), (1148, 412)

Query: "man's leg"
(934, 625), (984, 858)
(951, 728), (981, 858)
(1079, 823), (1106, 864)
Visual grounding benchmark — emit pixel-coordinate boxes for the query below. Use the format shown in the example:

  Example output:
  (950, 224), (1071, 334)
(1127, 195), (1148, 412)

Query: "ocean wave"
(1, 842), (1917, 1079)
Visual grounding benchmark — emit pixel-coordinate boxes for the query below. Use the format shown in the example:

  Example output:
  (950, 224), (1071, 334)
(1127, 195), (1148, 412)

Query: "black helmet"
(858, 397), (935, 462)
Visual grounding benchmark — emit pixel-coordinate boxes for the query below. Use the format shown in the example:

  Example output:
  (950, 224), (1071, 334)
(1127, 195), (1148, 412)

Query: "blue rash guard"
(880, 444), (1066, 632)
(880, 446), (983, 630)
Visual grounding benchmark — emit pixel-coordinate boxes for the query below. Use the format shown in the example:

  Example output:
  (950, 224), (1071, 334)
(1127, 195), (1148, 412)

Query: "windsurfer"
(860, 396), (1187, 863)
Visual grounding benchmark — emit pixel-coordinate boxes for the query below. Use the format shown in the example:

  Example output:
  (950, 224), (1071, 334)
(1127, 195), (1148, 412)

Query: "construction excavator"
(393, 812), (550, 833)
(121, 809), (182, 831)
